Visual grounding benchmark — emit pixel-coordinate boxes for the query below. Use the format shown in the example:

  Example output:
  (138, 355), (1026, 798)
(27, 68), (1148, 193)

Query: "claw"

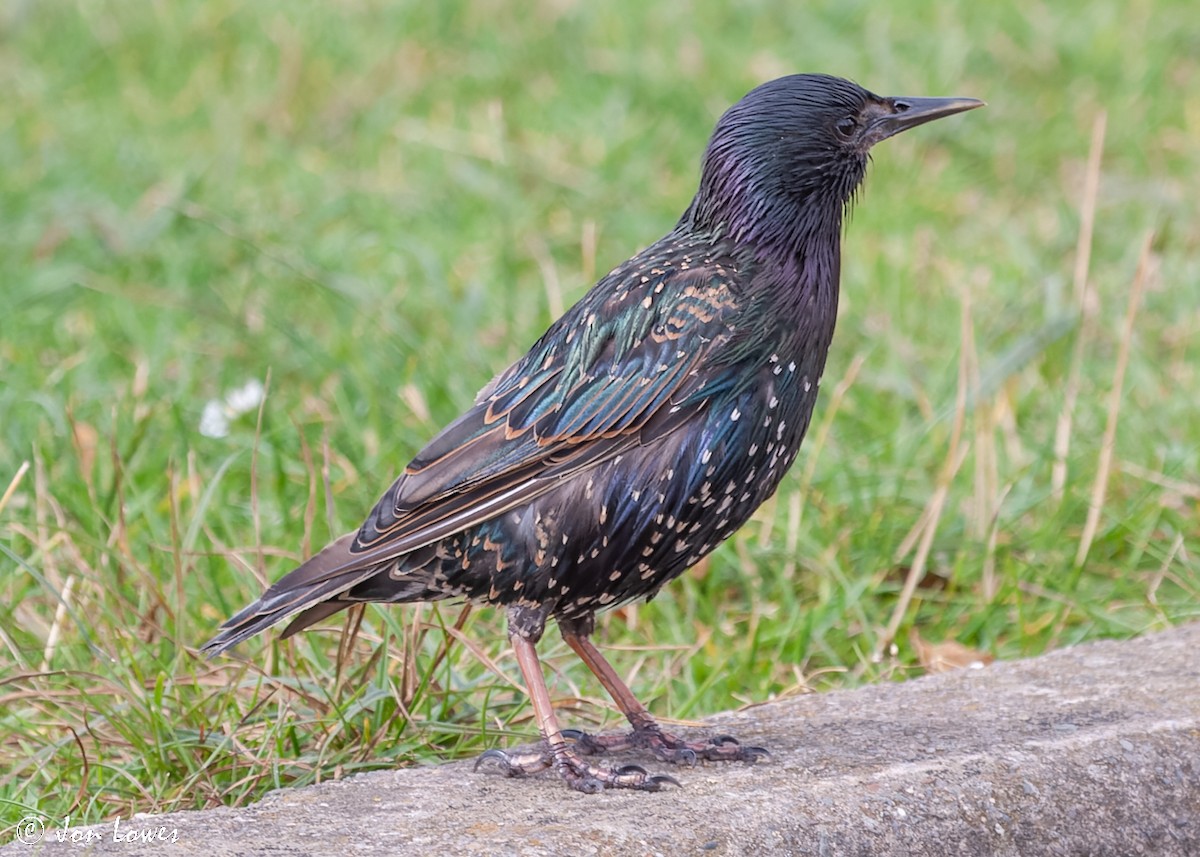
(561, 726), (629, 756)
(572, 776), (604, 794)
(709, 734), (741, 746)
(473, 746), (553, 778)
(474, 748), (511, 773)
(743, 745), (771, 762)
(672, 748), (698, 766)
(606, 763), (679, 791)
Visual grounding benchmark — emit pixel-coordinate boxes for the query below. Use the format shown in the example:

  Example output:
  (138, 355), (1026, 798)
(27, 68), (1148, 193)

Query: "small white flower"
(225, 379), (265, 415)
(199, 379), (266, 438)
(199, 400), (230, 438)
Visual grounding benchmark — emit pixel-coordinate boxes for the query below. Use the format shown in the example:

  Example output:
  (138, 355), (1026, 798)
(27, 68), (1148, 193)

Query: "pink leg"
(559, 623), (769, 766)
(474, 629), (680, 792)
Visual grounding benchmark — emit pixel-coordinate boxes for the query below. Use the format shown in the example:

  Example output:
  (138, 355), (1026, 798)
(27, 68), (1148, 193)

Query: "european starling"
(202, 74), (982, 793)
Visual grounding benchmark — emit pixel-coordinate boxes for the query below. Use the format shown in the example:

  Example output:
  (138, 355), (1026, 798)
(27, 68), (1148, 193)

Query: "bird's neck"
(686, 180), (845, 261)
(764, 214), (843, 348)
(682, 190), (845, 315)
(737, 197), (845, 372)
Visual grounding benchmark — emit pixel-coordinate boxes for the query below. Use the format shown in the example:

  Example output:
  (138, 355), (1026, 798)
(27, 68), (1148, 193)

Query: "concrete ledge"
(7, 624), (1199, 856)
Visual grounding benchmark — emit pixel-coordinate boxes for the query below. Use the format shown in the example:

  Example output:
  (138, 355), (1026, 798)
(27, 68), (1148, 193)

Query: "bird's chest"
(554, 351), (824, 607)
(691, 352), (821, 525)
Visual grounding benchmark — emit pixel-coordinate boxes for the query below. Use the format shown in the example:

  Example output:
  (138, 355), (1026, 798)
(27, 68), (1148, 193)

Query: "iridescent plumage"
(203, 74), (982, 793)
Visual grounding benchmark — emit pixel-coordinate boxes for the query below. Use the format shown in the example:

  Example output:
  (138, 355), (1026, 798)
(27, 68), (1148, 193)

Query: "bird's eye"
(835, 116), (859, 139)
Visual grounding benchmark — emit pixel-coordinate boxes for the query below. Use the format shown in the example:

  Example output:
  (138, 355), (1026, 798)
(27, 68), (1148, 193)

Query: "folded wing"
(201, 258), (745, 653)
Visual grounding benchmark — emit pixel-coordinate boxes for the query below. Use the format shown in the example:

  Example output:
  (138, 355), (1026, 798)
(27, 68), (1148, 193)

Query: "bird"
(202, 73), (982, 793)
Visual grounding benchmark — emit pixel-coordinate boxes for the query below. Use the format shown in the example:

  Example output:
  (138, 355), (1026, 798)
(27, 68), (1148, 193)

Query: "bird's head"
(688, 74), (982, 252)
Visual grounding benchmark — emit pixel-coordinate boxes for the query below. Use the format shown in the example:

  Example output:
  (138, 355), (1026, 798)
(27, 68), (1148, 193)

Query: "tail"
(200, 533), (381, 657)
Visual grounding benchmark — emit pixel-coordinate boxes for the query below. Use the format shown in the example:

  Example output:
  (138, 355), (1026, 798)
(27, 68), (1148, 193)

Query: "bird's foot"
(474, 744), (681, 793)
(562, 725), (769, 766)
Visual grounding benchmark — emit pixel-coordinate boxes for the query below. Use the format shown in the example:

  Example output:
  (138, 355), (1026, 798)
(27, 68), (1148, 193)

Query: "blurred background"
(2, 0), (1197, 828)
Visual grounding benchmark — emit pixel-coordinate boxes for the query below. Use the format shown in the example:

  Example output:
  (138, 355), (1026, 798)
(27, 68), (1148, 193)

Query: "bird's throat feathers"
(680, 138), (855, 324)
(687, 132), (864, 267)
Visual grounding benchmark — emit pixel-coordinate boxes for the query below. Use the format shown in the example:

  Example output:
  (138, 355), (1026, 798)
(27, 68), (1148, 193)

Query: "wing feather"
(300, 260), (741, 586)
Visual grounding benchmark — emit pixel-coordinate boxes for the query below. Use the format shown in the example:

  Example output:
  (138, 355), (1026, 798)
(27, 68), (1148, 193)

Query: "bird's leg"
(558, 615), (768, 765)
(474, 606), (679, 792)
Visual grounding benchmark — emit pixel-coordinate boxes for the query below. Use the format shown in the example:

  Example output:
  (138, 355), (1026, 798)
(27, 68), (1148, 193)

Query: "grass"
(3, 0), (1198, 831)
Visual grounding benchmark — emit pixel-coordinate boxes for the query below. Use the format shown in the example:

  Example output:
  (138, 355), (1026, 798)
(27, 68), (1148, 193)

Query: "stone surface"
(6, 624), (1199, 856)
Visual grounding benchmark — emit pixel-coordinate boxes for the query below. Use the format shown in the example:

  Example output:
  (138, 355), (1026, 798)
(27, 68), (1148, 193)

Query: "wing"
(350, 252), (747, 564)
(202, 249), (751, 654)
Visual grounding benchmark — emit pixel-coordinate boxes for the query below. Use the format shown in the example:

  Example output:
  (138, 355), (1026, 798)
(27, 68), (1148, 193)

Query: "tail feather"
(201, 533), (382, 657)
(279, 599), (356, 640)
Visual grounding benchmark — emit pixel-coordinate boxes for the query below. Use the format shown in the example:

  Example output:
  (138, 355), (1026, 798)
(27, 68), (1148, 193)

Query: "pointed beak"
(868, 95), (984, 145)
